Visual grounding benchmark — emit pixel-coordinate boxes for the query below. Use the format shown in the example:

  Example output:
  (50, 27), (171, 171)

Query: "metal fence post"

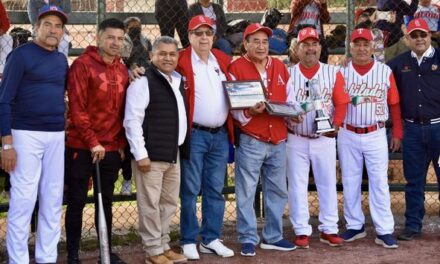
(96, 0), (106, 25)
(345, 0), (355, 58)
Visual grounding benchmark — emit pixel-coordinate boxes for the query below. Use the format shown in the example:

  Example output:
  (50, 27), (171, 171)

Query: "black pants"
(64, 147), (122, 255)
(121, 146), (132, 181)
(155, 0), (189, 47)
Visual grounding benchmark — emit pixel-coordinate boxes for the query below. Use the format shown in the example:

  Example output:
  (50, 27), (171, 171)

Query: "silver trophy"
(309, 79), (334, 134)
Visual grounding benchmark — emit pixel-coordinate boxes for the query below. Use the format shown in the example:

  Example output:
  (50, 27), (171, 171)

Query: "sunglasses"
(409, 31), (429, 39)
(191, 29), (214, 37)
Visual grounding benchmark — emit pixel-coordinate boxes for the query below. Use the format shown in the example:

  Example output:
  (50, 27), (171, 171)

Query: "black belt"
(404, 117), (440, 125)
(192, 123), (224, 133)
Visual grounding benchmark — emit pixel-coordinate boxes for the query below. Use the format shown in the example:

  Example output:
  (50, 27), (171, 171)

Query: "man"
(124, 36), (188, 264)
(155, 0), (189, 47)
(388, 18), (440, 241)
(286, 27), (349, 249)
(176, 15), (235, 260)
(229, 23), (296, 257)
(0, 5), (68, 263)
(64, 18), (128, 264)
(339, 28), (403, 249)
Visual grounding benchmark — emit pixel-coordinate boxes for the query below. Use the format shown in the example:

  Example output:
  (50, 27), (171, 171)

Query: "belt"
(344, 122), (385, 134)
(287, 128), (319, 139)
(404, 117), (440, 125)
(192, 123), (224, 133)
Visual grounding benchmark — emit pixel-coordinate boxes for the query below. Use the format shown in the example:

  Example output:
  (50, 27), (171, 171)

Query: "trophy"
(309, 79), (334, 134)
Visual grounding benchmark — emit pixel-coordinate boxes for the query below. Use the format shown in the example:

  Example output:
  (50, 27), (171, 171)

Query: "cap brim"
(407, 27), (429, 35)
(244, 27), (273, 39)
(39, 11), (68, 24)
(351, 36), (372, 42)
(189, 23), (214, 31)
(299, 36), (320, 43)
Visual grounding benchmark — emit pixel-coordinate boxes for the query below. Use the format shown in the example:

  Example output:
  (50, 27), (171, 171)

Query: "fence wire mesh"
(0, 0), (439, 255)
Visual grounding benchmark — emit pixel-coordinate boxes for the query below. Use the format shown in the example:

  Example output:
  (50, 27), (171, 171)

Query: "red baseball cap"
(38, 5), (68, 24)
(188, 15), (214, 31)
(297, 27), (320, 43)
(243, 23), (272, 39)
(407, 18), (429, 35)
(351, 28), (373, 42)
(355, 8), (365, 22)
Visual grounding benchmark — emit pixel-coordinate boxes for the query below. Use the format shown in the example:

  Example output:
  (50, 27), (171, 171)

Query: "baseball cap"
(407, 18), (429, 35)
(351, 28), (373, 42)
(38, 5), (68, 24)
(188, 15), (214, 31)
(297, 27), (320, 43)
(243, 23), (272, 39)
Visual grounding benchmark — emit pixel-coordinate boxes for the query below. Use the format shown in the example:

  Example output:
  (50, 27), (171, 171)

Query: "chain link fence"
(0, 0), (439, 256)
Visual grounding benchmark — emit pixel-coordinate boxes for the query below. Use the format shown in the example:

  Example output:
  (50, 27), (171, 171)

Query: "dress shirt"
(411, 45), (434, 65)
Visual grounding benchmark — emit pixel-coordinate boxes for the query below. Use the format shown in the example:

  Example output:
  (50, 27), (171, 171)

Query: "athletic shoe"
(120, 179), (132, 196)
(199, 239), (234, 257)
(397, 229), (421, 241)
(341, 226), (367, 242)
(163, 250), (187, 263)
(260, 239), (296, 251)
(375, 234), (399, 249)
(294, 235), (310, 249)
(145, 254), (172, 264)
(320, 233), (344, 247)
(240, 243), (256, 257)
(181, 243), (200, 260)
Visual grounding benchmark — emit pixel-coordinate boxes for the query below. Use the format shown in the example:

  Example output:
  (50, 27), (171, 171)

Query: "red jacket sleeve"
(332, 72), (350, 126)
(387, 73), (403, 139)
(67, 60), (100, 149)
(0, 1), (10, 33)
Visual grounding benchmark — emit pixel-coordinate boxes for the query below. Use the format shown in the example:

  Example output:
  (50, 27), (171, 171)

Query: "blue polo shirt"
(0, 42), (68, 136)
(387, 47), (440, 122)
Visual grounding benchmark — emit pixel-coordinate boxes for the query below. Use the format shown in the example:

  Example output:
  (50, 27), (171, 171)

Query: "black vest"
(142, 64), (189, 162)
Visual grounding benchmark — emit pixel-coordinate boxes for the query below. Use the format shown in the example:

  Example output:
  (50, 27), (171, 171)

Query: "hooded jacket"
(66, 46), (129, 151)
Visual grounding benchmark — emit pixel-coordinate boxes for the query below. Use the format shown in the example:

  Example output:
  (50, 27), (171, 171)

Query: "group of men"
(0, 4), (439, 264)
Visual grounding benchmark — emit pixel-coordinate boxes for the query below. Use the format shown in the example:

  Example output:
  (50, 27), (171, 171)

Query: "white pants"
(338, 127), (394, 235)
(0, 34), (13, 74)
(6, 130), (65, 264)
(287, 134), (339, 236)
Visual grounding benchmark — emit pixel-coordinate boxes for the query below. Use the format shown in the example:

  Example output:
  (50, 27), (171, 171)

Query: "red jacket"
(0, 1), (10, 33)
(229, 55), (289, 144)
(176, 47), (235, 144)
(66, 46), (129, 151)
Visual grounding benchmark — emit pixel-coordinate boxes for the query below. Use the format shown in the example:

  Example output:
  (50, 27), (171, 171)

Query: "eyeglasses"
(409, 31), (429, 39)
(191, 30), (214, 37)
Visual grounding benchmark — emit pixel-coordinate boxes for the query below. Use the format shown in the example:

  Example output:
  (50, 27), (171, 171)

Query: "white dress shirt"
(123, 69), (187, 161)
(411, 45), (434, 66)
(191, 48), (229, 127)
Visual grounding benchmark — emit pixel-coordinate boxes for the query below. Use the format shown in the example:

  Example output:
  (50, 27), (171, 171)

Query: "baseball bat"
(95, 161), (111, 264)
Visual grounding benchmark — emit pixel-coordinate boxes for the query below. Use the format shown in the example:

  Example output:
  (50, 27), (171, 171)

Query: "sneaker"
(163, 250), (187, 263)
(341, 226), (367, 242)
(397, 229), (421, 241)
(240, 243), (256, 257)
(320, 233), (344, 247)
(181, 244), (199, 260)
(145, 254), (172, 264)
(120, 180), (132, 195)
(294, 235), (310, 249)
(260, 239), (296, 251)
(375, 234), (398, 249)
(199, 239), (234, 258)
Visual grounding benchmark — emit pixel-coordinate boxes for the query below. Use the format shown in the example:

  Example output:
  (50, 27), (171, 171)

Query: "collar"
(157, 69), (181, 83)
(191, 48), (215, 64)
(243, 54), (273, 69)
(411, 45), (435, 60)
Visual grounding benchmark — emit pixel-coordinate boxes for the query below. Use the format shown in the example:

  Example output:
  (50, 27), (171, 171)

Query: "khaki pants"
(133, 154), (180, 257)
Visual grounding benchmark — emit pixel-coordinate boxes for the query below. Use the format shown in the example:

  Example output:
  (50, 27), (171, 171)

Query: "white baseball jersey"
(340, 61), (392, 127)
(414, 5), (440, 32)
(295, 2), (322, 35)
(286, 63), (338, 136)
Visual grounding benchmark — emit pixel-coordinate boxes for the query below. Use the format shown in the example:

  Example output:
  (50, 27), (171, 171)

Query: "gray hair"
(151, 36), (179, 53)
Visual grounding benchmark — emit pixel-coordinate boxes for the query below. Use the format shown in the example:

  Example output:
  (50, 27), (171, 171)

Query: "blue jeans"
(180, 127), (229, 245)
(235, 134), (288, 245)
(213, 37), (233, 56)
(402, 122), (440, 232)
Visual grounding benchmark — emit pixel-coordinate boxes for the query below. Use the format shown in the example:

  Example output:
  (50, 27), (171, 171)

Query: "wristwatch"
(1, 144), (13, 151)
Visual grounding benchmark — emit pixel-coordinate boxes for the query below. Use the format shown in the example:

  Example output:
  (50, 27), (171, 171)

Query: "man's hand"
(129, 66), (145, 82)
(137, 158), (151, 173)
(0, 148), (17, 173)
(322, 125), (339, 138)
(290, 114), (304, 124)
(118, 148), (125, 161)
(91, 144), (106, 163)
(248, 102), (266, 116)
(390, 137), (401, 152)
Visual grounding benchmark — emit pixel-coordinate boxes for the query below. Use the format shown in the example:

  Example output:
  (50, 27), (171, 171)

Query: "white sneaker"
(199, 239), (234, 258)
(182, 243), (200, 260)
(120, 180), (132, 195)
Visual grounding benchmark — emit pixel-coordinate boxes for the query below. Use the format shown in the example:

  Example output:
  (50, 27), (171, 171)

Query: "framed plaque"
(223, 80), (266, 109)
(265, 101), (305, 117)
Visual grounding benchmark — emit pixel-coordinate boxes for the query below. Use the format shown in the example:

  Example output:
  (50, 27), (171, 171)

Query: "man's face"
(151, 42), (179, 75)
(244, 31), (269, 62)
(188, 25), (214, 53)
(97, 27), (125, 58)
(297, 38), (321, 66)
(406, 30), (432, 56)
(350, 38), (374, 65)
(34, 15), (64, 50)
